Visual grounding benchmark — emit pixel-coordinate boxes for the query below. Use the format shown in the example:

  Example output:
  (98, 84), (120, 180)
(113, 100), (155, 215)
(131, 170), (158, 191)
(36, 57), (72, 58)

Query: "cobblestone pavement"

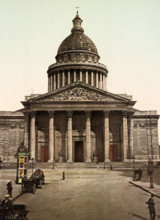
(1, 168), (159, 220)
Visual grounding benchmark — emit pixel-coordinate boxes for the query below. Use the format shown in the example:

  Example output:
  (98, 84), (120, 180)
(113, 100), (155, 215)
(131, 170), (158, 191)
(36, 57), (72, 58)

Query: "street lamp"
(31, 158), (34, 175)
(133, 156), (135, 181)
(148, 159), (154, 189)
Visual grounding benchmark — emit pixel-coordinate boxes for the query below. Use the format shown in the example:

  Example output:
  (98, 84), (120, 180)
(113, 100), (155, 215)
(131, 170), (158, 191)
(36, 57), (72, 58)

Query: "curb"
(129, 181), (160, 199)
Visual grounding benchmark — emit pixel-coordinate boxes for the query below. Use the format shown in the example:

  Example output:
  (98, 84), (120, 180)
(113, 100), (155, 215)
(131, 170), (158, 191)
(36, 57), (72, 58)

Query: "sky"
(0, 0), (160, 139)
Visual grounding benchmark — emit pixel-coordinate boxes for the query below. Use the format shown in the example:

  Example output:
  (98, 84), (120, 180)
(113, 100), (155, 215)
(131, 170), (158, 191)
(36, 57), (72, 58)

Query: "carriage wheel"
(39, 180), (42, 189)
(33, 184), (36, 194)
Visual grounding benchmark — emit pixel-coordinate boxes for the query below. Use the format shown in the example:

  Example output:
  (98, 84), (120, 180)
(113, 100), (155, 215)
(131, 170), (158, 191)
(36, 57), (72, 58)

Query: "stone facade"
(0, 13), (159, 163)
(0, 112), (24, 162)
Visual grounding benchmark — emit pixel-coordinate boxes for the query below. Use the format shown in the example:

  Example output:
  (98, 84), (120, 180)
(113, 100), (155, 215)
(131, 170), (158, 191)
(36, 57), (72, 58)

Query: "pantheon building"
(0, 13), (159, 164)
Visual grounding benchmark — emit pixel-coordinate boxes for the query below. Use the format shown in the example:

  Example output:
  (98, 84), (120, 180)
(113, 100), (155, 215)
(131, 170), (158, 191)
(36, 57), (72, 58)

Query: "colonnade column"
(128, 114), (134, 159)
(68, 71), (70, 84)
(86, 70), (88, 84)
(53, 73), (56, 90)
(104, 111), (110, 162)
(122, 112), (129, 161)
(74, 70), (76, 82)
(62, 71), (65, 87)
(48, 111), (55, 162)
(30, 112), (36, 160)
(48, 76), (51, 92)
(91, 71), (94, 86)
(85, 111), (92, 162)
(96, 72), (99, 88)
(57, 72), (60, 89)
(100, 73), (103, 89)
(24, 113), (29, 148)
(67, 111), (73, 162)
(103, 75), (106, 91)
(80, 70), (82, 81)
(50, 75), (53, 91)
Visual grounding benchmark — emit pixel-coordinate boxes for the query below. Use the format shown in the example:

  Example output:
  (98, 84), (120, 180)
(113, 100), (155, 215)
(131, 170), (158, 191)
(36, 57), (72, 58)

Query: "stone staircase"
(2, 161), (149, 169)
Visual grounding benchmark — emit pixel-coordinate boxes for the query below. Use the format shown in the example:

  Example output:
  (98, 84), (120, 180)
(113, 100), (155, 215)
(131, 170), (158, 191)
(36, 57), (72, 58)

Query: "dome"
(57, 33), (98, 55)
(56, 13), (99, 63)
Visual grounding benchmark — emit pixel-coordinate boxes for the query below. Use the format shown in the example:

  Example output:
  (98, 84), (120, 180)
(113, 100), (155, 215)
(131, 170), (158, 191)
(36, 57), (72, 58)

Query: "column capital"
(48, 111), (55, 118)
(67, 111), (73, 118)
(104, 111), (110, 118)
(127, 112), (134, 119)
(122, 111), (128, 118)
(30, 112), (36, 118)
(24, 112), (29, 118)
(85, 111), (91, 118)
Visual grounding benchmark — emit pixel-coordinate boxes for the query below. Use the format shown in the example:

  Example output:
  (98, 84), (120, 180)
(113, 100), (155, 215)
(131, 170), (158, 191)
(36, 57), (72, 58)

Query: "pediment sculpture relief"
(44, 88), (118, 102)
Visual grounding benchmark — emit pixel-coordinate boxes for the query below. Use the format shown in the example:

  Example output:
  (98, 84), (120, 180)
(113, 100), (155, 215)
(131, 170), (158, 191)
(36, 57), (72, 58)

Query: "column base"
(48, 160), (54, 163)
(67, 159), (73, 162)
(123, 159), (130, 162)
(85, 159), (92, 162)
(104, 159), (110, 162)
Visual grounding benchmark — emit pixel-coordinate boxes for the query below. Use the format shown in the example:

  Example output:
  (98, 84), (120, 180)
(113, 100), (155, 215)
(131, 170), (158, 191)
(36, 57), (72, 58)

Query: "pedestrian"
(7, 181), (13, 198)
(96, 161), (99, 169)
(0, 157), (2, 170)
(146, 194), (156, 220)
(62, 171), (65, 180)
(1, 194), (14, 218)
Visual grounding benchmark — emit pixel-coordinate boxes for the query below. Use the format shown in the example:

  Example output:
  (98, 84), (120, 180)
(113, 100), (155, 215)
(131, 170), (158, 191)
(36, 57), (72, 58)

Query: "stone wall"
(0, 111), (24, 162)
(133, 111), (159, 160)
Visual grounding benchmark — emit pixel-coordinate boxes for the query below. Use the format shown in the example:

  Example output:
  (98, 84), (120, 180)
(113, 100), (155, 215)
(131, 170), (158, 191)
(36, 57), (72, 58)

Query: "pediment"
(27, 84), (131, 104)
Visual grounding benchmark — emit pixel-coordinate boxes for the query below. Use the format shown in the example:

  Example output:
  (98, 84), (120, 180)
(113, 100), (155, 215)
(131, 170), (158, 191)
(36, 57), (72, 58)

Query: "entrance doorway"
(110, 145), (118, 162)
(75, 141), (83, 162)
(41, 146), (48, 162)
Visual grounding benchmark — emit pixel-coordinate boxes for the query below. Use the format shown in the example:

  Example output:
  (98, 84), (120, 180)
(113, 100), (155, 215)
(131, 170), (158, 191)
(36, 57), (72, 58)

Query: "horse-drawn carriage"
(30, 169), (45, 189)
(21, 169), (45, 194)
(21, 177), (36, 194)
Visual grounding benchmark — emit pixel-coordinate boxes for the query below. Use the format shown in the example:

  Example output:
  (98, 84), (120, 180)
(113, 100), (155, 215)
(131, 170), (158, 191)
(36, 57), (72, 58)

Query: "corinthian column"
(91, 71), (94, 86)
(85, 111), (92, 162)
(68, 71), (70, 84)
(86, 70), (88, 84)
(30, 112), (36, 160)
(62, 71), (65, 87)
(103, 75), (106, 91)
(48, 111), (55, 162)
(96, 72), (99, 88)
(104, 111), (110, 162)
(80, 70), (82, 81)
(100, 73), (103, 89)
(123, 112), (129, 161)
(57, 72), (60, 89)
(128, 114), (134, 159)
(24, 113), (29, 148)
(53, 73), (56, 90)
(67, 111), (73, 162)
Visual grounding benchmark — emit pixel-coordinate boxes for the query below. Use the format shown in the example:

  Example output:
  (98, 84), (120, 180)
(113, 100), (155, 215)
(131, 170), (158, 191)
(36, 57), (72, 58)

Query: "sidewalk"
(0, 169), (21, 202)
(129, 180), (160, 198)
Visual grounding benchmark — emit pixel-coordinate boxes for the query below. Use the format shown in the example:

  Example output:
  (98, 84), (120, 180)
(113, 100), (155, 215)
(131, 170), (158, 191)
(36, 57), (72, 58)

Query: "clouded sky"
(0, 0), (160, 139)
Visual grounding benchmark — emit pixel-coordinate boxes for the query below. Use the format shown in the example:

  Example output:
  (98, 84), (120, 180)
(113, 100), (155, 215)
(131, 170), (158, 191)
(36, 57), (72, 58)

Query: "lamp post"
(148, 159), (154, 189)
(31, 158), (34, 175)
(133, 156), (135, 181)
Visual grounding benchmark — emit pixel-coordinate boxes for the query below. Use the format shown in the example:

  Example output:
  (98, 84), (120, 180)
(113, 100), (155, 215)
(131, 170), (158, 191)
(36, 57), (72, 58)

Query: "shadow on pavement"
(131, 213), (147, 220)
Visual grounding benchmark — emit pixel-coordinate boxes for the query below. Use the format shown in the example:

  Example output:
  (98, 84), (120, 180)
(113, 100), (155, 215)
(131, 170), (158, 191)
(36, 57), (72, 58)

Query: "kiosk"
(15, 142), (30, 184)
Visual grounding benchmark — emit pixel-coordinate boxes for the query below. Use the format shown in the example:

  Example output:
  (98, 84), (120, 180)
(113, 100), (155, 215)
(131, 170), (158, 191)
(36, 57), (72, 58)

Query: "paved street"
(9, 168), (160, 220)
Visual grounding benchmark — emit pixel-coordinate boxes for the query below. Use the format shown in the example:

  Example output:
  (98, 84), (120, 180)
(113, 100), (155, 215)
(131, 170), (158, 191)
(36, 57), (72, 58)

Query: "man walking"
(146, 194), (156, 220)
